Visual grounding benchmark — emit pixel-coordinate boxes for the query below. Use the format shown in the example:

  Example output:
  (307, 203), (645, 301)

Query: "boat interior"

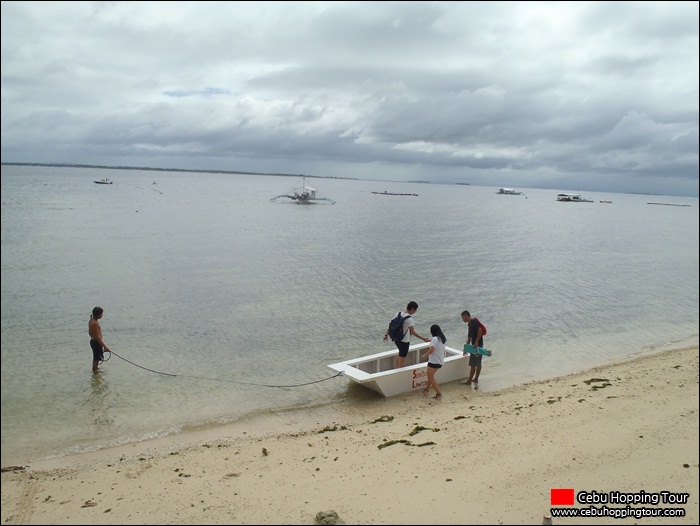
(350, 345), (461, 375)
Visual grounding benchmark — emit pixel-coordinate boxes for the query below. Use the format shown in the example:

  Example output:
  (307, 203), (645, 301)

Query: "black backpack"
(388, 312), (411, 342)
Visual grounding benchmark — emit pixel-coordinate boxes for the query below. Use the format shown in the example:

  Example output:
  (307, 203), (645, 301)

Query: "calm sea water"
(2, 164), (698, 465)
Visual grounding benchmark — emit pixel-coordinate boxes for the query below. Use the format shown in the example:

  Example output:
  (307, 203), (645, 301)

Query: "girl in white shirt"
(422, 324), (446, 399)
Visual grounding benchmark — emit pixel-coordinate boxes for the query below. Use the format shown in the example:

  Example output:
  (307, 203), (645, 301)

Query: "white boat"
(371, 191), (419, 197)
(94, 178), (113, 185)
(557, 193), (593, 202)
(497, 188), (523, 195)
(270, 176), (335, 204)
(328, 342), (468, 397)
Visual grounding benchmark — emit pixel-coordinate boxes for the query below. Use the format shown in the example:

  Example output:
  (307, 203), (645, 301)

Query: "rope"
(108, 350), (344, 388)
(98, 352), (111, 365)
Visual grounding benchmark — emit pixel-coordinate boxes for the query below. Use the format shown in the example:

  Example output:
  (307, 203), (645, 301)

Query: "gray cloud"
(2, 1), (698, 196)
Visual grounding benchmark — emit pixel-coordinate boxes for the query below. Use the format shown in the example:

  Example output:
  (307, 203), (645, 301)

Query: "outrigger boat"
(328, 342), (468, 397)
(270, 176), (335, 204)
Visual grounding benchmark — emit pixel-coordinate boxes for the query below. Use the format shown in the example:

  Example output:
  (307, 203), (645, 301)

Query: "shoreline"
(2, 345), (698, 524)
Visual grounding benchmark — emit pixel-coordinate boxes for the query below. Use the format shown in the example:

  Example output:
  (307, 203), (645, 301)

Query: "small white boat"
(328, 342), (468, 397)
(557, 193), (593, 202)
(497, 188), (523, 195)
(94, 178), (113, 185)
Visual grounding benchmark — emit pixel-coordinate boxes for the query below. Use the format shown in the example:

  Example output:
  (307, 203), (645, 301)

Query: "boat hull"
(328, 342), (468, 397)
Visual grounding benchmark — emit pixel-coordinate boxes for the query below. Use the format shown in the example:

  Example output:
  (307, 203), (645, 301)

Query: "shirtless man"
(89, 306), (110, 373)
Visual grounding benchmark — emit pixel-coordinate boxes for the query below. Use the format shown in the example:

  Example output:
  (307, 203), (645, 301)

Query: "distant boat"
(270, 176), (335, 204)
(497, 188), (523, 195)
(557, 193), (593, 203)
(371, 191), (419, 197)
(600, 200), (613, 204)
(94, 178), (113, 185)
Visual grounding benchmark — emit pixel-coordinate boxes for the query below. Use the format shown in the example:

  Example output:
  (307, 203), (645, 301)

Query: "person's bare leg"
(472, 366), (481, 389)
(426, 367), (436, 392)
(430, 369), (441, 398)
(464, 366), (475, 384)
(396, 356), (406, 369)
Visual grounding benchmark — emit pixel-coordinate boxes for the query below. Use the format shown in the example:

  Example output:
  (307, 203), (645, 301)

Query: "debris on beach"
(315, 510), (346, 525)
(1, 465), (27, 473)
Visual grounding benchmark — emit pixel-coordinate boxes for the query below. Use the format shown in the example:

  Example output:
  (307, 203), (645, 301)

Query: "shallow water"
(1, 164), (698, 464)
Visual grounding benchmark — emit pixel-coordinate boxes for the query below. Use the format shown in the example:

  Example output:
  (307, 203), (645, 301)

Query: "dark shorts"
(395, 340), (410, 357)
(469, 353), (483, 367)
(90, 339), (104, 361)
(427, 362), (442, 369)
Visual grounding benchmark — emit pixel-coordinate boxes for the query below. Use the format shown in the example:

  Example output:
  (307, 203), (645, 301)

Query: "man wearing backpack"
(460, 310), (485, 388)
(383, 301), (430, 369)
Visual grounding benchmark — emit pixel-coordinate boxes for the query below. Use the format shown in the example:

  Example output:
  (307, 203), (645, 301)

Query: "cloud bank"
(1, 1), (698, 196)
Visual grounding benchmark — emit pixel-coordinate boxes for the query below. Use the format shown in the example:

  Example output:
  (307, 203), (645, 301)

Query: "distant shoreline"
(1, 162), (685, 196)
(0, 161), (351, 181)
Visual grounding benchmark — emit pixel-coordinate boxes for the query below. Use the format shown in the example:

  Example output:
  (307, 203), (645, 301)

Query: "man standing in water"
(89, 306), (110, 373)
(383, 301), (430, 368)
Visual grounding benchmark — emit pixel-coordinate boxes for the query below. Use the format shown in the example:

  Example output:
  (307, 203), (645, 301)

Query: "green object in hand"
(463, 343), (492, 357)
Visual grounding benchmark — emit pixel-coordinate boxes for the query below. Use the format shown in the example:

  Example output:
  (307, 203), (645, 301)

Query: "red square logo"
(551, 488), (575, 506)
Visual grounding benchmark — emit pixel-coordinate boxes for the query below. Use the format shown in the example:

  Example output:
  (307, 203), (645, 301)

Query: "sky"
(1, 1), (698, 197)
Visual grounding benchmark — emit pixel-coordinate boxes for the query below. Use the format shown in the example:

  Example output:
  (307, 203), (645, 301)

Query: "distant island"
(0, 162), (357, 181)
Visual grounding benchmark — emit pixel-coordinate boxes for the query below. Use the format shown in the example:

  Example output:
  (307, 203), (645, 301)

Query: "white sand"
(2, 345), (698, 525)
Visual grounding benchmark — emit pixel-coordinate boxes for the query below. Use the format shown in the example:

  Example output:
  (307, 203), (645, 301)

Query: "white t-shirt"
(400, 313), (415, 343)
(428, 335), (445, 366)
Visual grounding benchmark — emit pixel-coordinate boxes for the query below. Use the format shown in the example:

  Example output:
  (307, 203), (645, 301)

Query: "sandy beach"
(2, 345), (698, 525)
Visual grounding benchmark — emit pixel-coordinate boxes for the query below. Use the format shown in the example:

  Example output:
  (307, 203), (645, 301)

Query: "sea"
(1, 164), (698, 466)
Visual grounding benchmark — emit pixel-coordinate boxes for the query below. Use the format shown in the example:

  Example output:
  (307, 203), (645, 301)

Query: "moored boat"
(557, 193), (593, 202)
(371, 191), (419, 196)
(94, 178), (113, 184)
(270, 176), (335, 204)
(328, 342), (468, 397)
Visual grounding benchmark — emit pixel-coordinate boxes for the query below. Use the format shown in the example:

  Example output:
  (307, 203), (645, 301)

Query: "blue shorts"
(90, 339), (104, 361)
(395, 340), (410, 357)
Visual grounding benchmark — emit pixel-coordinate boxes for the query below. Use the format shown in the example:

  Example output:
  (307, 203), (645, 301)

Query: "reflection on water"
(84, 373), (114, 430)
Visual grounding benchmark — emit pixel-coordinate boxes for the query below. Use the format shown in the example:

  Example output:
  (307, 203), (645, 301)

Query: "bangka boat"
(497, 188), (523, 195)
(557, 193), (593, 203)
(94, 178), (113, 185)
(328, 342), (468, 397)
(371, 191), (419, 197)
(270, 176), (335, 204)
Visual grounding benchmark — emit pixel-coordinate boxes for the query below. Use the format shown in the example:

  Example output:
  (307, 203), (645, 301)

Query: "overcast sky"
(2, 1), (698, 196)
